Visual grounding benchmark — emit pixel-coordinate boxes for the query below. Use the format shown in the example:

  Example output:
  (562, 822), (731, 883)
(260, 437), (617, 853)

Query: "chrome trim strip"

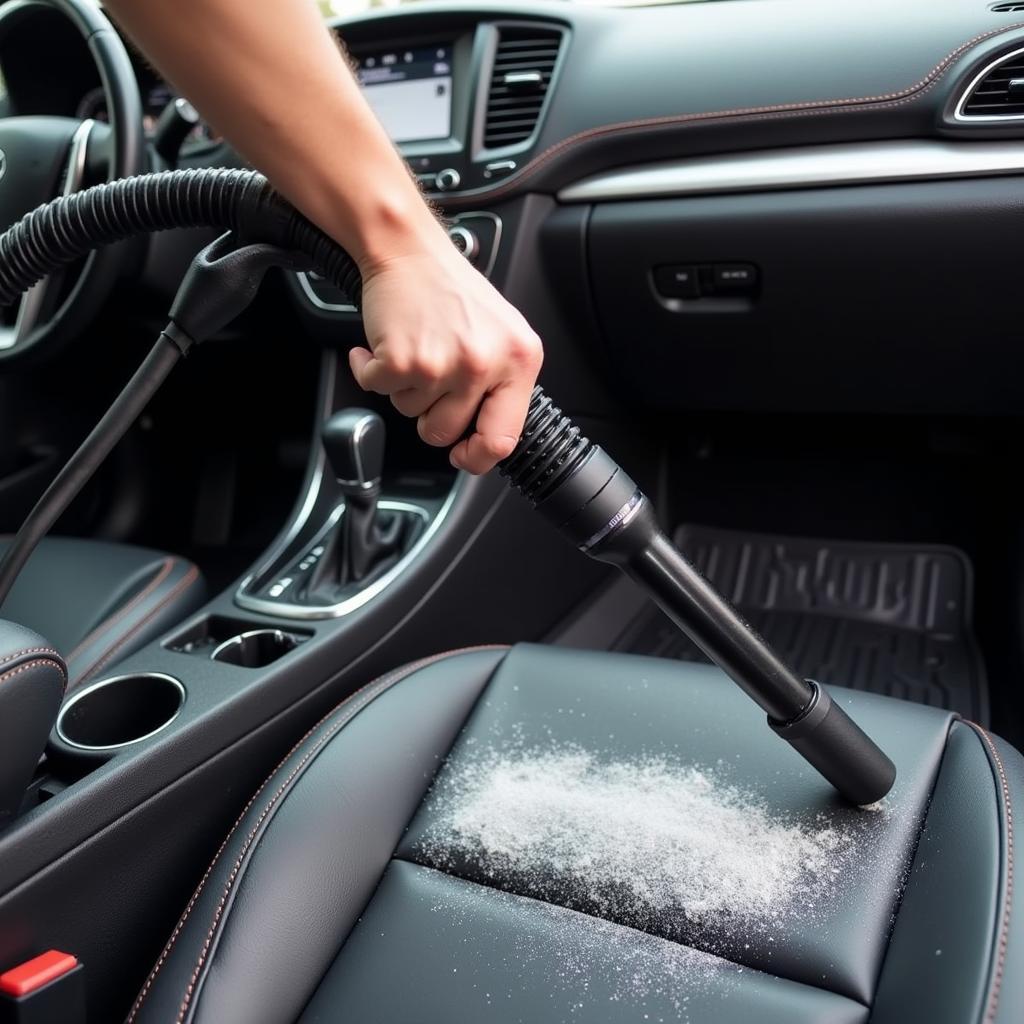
(234, 349), (336, 603)
(61, 118), (94, 197)
(953, 45), (1024, 122)
(297, 270), (357, 313)
(451, 210), (503, 278)
(235, 491), (459, 620)
(557, 139), (1024, 203)
(0, 119), (94, 351)
(56, 672), (185, 752)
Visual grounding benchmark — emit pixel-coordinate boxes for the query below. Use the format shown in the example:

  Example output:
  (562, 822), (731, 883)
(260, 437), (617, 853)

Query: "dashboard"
(292, 0), (1024, 418)
(8, 0), (1024, 418)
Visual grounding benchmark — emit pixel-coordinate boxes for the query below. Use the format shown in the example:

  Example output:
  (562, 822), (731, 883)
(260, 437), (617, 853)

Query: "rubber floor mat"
(613, 525), (987, 722)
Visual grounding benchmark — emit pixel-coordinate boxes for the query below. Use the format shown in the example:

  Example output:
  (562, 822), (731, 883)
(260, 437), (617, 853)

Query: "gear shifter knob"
(322, 408), (385, 497)
(319, 408), (396, 584)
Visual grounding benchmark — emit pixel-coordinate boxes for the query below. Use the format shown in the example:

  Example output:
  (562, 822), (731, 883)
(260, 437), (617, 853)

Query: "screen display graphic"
(356, 44), (453, 143)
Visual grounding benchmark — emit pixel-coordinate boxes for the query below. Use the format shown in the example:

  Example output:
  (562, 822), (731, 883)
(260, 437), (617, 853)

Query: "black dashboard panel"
(587, 175), (1024, 415)
(7, 0), (1024, 420)
(328, 0), (1024, 206)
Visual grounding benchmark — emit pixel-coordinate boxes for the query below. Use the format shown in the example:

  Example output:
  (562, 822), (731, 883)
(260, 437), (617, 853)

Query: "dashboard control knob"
(448, 225), (479, 261)
(435, 167), (461, 192)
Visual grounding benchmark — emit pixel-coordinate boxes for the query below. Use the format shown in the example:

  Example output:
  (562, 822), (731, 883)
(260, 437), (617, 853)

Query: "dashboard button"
(653, 265), (699, 299)
(435, 167), (461, 191)
(713, 263), (758, 292)
(448, 225), (479, 261)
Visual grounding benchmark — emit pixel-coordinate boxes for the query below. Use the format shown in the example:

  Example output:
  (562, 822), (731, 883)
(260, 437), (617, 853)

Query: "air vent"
(959, 48), (1024, 118)
(483, 26), (563, 149)
(992, 3), (1024, 12)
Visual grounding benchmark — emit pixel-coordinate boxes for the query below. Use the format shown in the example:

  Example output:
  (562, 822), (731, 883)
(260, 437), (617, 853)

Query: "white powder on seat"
(415, 744), (877, 950)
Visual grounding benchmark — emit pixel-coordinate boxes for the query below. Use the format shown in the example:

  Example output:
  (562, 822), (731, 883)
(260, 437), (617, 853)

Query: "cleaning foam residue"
(415, 743), (884, 953)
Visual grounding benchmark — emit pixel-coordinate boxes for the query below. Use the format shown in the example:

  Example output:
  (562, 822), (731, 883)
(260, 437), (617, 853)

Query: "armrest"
(0, 621), (66, 825)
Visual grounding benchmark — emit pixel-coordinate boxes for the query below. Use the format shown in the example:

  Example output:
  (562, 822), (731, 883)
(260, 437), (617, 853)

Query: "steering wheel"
(0, 0), (144, 363)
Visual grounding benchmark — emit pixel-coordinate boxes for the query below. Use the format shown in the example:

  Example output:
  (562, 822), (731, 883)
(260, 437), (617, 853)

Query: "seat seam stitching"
(0, 658), (68, 696)
(75, 565), (200, 687)
(454, 21), (1024, 204)
(393, 859), (871, 1007)
(65, 558), (176, 664)
(967, 723), (1014, 1023)
(0, 647), (65, 673)
(122, 644), (507, 1024)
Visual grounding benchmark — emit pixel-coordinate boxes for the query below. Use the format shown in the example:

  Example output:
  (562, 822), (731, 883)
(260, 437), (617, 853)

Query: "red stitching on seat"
(0, 647), (65, 673)
(449, 21), (1024, 206)
(75, 565), (200, 687)
(968, 724), (1015, 1023)
(66, 558), (175, 664)
(123, 644), (507, 1024)
(0, 658), (67, 693)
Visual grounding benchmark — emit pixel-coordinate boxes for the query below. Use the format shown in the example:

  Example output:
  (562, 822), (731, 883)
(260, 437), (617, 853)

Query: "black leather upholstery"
(0, 537), (204, 689)
(128, 645), (1023, 1024)
(0, 620), (66, 824)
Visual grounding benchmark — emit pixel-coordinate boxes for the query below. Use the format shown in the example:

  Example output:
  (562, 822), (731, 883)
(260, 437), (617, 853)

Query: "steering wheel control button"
(653, 265), (700, 299)
(713, 263), (759, 293)
(434, 167), (461, 192)
(448, 225), (479, 261)
(0, 950), (85, 1023)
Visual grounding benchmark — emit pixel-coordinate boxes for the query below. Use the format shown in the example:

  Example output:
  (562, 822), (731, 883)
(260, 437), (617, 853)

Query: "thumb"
(348, 346), (373, 387)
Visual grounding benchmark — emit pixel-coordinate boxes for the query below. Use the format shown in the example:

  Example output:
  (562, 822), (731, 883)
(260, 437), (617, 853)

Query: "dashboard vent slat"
(960, 48), (1024, 118)
(991, 2), (1024, 12)
(483, 25), (563, 149)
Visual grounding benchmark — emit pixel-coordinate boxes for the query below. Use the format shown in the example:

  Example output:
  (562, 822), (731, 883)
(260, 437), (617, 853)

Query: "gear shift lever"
(320, 409), (398, 583)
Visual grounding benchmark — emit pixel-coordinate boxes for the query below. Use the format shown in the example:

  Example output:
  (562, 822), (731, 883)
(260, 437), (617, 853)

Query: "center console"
(295, 11), (565, 313)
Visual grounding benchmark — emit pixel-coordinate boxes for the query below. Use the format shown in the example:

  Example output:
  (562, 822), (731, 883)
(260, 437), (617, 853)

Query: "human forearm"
(102, 0), (444, 272)
(104, 0), (543, 474)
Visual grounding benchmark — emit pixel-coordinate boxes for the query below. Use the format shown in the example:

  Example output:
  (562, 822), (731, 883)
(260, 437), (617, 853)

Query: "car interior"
(0, 0), (1023, 1021)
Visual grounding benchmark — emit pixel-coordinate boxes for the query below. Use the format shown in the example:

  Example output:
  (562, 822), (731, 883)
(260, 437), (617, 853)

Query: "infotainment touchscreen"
(356, 44), (453, 144)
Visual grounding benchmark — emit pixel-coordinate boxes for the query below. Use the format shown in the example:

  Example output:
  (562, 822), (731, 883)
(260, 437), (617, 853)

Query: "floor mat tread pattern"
(614, 525), (987, 722)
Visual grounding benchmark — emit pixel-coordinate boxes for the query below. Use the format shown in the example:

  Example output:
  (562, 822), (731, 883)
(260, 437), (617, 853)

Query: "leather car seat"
(0, 536), (204, 690)
(127, 644), (1022, 1024)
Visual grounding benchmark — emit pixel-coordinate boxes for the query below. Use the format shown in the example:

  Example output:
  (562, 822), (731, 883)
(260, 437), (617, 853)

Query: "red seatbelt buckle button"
(0, 951), (85, 1024)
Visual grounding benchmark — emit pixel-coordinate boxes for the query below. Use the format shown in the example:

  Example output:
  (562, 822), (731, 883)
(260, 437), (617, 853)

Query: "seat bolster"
(0, 620), (67, 824)
(872, 721), (1023, 1024)
(974, 726), (1023, 1024)
(125, 645), (508, 1024)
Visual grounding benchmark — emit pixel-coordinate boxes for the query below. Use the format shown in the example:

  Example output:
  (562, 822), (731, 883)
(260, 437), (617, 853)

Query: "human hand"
(349, 240), (543, 475)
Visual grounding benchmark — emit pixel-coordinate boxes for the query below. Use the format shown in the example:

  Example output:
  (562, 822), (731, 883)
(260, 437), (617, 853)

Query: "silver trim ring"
(56, 672), (186, 752)
(953, 45), (1024, 122)
(210, 628), (297, 664)
(0, 119), (94, 352)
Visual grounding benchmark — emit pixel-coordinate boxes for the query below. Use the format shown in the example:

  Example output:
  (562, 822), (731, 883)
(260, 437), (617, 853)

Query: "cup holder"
(210, 628), (299, 668)
(56, 673), (185, 752)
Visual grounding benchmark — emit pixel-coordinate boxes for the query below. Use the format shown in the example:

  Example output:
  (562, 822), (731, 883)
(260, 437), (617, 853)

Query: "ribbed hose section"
(498, 386), (594, 504)
(0, 168), (363, 307)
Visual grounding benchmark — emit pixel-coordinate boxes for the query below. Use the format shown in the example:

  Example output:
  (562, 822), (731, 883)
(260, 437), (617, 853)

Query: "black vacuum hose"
(0, 172), (895, 804)
(0, 168), (362, 307)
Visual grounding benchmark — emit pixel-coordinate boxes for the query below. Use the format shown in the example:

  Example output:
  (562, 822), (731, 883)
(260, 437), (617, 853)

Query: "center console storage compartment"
(164, 614), (312, 665)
